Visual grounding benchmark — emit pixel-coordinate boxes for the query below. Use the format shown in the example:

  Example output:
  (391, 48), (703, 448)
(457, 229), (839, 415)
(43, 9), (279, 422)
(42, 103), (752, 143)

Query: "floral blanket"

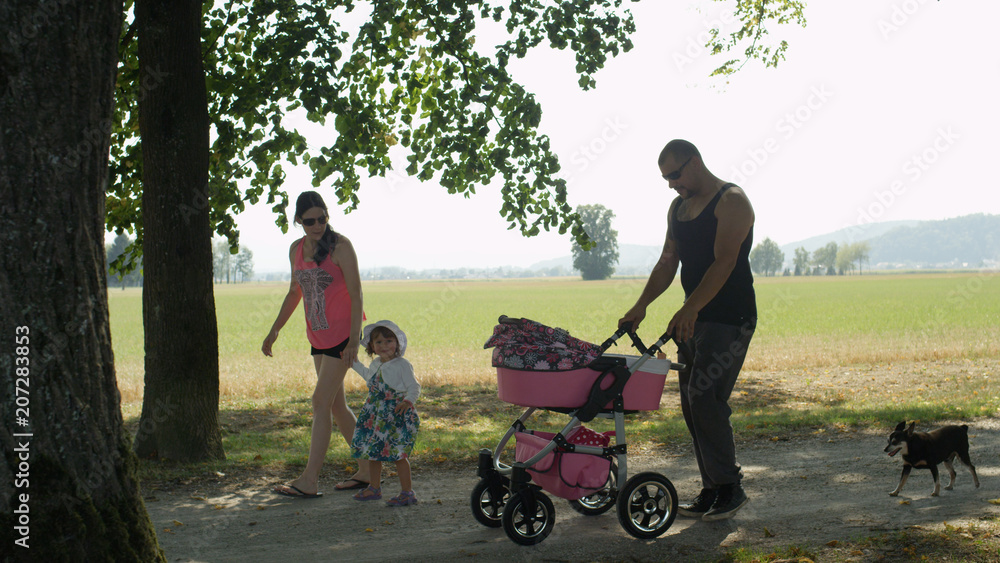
(483, 316), (603, 371)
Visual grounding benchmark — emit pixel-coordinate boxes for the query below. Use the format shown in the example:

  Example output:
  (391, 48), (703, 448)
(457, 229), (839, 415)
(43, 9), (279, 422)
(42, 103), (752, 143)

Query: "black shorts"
(311, 338), (349, 359)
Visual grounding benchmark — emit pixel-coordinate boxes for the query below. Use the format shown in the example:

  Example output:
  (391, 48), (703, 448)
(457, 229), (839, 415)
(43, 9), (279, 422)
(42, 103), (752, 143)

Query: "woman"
(262, 190), (369, 497)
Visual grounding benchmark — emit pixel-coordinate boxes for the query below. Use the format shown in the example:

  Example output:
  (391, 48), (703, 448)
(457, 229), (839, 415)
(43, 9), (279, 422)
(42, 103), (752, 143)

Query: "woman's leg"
(283, 354), (349, 493)
(332, 384), (370, 484)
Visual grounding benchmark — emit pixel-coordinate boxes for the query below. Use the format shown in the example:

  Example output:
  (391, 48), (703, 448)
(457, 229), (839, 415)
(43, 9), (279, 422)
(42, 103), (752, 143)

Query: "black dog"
(884, 421), (980, 497)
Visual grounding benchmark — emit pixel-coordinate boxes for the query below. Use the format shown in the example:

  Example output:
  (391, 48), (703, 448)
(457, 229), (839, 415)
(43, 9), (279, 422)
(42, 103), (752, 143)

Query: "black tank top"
(671, 184), (757, 327)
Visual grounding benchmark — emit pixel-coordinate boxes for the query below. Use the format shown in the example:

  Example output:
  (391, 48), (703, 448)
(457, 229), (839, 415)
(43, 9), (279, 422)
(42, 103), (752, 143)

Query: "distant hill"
(867, 214), (1000, 267)
(780, 214), (1000, 269)
(778, 220), (921, 256)
(529, 243), (662, 274)
(536, 214), (1000, 276)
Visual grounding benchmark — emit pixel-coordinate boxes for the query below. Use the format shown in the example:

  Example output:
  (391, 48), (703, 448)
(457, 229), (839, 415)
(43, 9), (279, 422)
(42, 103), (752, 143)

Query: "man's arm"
(667, 186), (754, 340)
(620, 199), (682, 332)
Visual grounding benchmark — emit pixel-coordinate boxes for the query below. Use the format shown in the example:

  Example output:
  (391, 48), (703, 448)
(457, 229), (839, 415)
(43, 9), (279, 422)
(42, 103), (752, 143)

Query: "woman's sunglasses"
(301, 215), (328, 227)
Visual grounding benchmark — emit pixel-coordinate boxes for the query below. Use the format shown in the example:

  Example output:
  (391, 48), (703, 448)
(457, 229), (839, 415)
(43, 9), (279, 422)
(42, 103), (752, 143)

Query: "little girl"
(350, 320), (421, 506)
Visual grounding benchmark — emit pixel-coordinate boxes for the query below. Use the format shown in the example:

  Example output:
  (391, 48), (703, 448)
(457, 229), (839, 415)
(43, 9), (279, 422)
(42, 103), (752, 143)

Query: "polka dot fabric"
(567, 426), (612, 448)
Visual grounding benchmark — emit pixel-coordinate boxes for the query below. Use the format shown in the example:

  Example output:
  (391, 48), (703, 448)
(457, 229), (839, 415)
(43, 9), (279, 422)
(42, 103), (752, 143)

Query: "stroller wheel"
(617, 472), (678, 539)
(501, 489), (555, 546)
(471, 478), (509, 528)
(569, 461), (618, 516)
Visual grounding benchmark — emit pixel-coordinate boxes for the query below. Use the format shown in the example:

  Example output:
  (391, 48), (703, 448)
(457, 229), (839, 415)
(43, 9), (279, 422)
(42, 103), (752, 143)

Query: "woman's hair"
(365, 326), (398, 358)
(294, 191), (338, 263)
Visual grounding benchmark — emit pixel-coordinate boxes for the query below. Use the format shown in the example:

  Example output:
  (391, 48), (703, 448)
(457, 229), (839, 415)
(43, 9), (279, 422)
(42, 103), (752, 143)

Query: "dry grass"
(743, 331), (1000, 372)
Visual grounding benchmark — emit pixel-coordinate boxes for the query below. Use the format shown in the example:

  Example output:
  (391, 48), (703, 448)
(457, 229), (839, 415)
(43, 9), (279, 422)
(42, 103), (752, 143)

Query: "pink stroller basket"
(514, 426), (613, 500)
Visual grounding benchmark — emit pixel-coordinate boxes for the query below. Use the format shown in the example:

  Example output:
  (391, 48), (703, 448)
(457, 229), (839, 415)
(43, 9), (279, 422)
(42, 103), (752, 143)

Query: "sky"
(227, 0), (1000, 273)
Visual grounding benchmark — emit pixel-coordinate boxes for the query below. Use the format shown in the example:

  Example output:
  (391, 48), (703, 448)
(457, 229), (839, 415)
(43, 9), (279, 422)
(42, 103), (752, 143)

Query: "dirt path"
(145, 419), (1000, 562)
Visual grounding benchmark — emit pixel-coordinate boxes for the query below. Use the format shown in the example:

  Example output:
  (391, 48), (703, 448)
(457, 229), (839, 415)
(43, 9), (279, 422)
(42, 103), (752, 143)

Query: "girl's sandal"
(386, 490), (418, 506)
(353, 485), (382, 501)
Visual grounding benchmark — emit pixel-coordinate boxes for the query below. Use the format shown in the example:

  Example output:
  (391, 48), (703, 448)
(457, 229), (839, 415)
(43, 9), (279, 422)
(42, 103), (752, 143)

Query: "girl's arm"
(351, 358), (377, 382)
(262, 242), (302, 357)
(392, 358), (420, 405)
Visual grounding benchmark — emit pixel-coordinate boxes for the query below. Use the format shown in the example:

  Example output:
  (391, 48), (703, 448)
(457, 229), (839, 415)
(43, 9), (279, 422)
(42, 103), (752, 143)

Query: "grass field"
(110, 271), (1000, 409)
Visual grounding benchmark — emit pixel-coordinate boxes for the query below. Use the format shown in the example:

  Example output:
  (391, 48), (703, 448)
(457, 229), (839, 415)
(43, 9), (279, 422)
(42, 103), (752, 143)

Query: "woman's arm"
(333, 235), (364, 366)
(262, 241), (303, 356)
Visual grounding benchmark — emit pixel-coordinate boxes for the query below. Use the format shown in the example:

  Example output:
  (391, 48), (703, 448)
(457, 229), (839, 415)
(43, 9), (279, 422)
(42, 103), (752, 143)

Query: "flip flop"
(273, 484), (323, 498)
(334, 478), (369, 490)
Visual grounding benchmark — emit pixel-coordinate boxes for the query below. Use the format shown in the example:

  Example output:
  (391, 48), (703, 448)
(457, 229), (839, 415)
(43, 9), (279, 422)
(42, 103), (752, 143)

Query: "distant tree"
(837, 242), (860, 275)
(235, 247), (255, 282)
(854, 241), (871, 274)
(812, 241), (838, 275)
(107, 234), (143, 288)
(213, 239), (234, 283)
(836, 241), (872, 275)
(836, 245), (850, 274)
(572, 204), (620, 281)
(750, 237), (784, 276)
(793, 246), (810, 276)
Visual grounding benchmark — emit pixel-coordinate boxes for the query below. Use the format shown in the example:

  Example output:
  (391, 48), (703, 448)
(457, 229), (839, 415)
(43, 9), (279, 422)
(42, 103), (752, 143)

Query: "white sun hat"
(361, 320), (408, 357)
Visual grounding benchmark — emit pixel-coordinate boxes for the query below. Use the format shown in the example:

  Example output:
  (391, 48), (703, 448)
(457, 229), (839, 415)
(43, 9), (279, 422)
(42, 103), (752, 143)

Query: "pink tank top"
(293, 237), (355, 349)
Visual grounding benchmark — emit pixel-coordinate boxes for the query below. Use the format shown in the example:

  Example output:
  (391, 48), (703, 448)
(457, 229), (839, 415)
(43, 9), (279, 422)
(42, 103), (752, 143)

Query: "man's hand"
(619, 305), (647, 333)
(667, 304), (698, 342)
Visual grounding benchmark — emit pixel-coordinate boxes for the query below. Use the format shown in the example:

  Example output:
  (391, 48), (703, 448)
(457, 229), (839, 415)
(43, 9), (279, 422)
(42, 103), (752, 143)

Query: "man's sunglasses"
(301, 215), (328, 227)
(662, 156), (692, 181)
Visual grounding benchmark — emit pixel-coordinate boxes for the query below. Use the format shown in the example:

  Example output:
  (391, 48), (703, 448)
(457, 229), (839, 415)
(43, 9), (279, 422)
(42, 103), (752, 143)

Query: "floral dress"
(351, 367), (420, 461)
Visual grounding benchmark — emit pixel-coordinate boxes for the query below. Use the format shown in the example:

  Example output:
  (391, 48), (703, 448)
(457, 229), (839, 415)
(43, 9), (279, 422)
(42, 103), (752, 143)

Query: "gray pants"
(677, 319), (755, 489)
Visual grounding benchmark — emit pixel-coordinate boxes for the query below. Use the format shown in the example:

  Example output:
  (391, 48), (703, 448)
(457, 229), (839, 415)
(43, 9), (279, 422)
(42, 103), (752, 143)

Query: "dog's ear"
(906, 421), (915, 435)
(895, 421), (906, 432)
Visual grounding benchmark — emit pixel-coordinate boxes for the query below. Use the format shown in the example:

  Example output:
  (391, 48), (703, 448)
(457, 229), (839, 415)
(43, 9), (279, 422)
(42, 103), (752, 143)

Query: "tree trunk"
(0, 1), (165, 560)
(133, 0), (224, 462)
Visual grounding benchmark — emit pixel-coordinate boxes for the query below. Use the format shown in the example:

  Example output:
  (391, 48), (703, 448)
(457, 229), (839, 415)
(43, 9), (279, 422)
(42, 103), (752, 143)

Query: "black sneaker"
(702, 484), (748, 521)
(677, 488), (718, 518)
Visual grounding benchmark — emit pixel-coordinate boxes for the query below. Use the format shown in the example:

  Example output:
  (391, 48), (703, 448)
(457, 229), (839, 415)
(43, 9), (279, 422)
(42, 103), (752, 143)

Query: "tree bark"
(133, 0), (224, 462)
(0, 1), (164, 560)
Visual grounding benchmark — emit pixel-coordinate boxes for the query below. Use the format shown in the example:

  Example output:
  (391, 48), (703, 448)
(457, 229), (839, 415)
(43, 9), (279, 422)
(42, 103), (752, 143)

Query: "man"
(620, 139), (757, 521)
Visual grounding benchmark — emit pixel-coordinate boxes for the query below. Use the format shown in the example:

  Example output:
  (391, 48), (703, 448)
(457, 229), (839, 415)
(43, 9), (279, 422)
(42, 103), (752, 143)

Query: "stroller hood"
(483, 316), (603, 372)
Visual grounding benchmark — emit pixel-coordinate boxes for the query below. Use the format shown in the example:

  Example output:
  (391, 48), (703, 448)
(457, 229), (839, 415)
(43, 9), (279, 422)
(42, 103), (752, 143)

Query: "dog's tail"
(961, 424), (970, 434)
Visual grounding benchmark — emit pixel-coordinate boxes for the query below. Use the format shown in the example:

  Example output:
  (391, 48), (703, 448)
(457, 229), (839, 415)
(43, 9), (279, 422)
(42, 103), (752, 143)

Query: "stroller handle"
(604, 324), (691, 373)
(600, 322), (644, 352)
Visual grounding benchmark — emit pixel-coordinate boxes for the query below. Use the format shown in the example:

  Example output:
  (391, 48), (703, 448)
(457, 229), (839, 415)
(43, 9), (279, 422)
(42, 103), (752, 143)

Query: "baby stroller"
(471, 316), (689, 545)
